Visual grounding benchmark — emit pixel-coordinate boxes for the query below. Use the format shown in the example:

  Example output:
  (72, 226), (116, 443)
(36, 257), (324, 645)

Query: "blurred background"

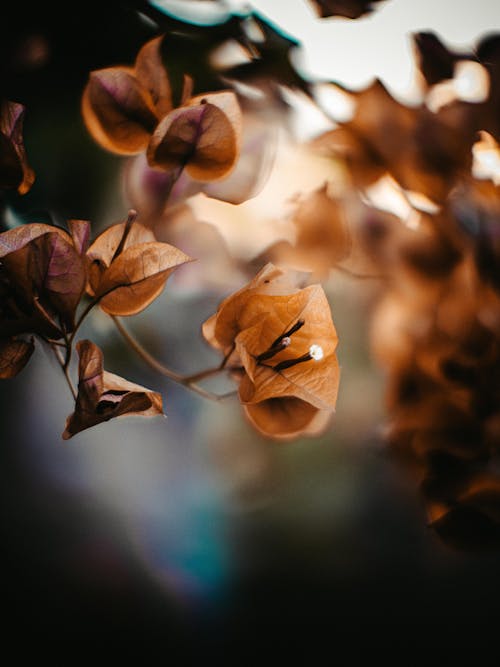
(1, 0), (500, 658)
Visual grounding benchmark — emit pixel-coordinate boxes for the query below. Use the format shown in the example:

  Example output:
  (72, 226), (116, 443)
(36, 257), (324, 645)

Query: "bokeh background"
(1, 0), (500, 658)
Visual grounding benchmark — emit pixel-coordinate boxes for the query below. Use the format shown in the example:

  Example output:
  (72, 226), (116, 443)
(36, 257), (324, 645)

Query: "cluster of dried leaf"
(0, 25), (341, 442)
(82, 35), (242, 182)
(2, 0), (500, 547)
(300, 32), (500, 549)
(0, 212), (191, 437)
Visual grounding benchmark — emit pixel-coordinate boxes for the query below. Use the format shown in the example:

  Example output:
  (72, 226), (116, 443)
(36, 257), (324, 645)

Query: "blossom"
(63, 340), (163, 439)
(0, 221), (89, 338)
(203, 263), (340, 439)
(86, 217), (192, 316)
(82, 35), (242, 182)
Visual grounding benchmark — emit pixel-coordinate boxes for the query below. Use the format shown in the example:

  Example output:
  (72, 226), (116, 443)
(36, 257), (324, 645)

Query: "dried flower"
(63, 340), (163, 439)
(203, 264), (340, 438)
(82, 35), (242, 181)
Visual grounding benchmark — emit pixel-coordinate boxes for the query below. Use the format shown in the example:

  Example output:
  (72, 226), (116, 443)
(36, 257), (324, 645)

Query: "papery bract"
(147, 91), (242, 181)
(0, 337), (34, 379)
(0, 223), (87, 332)
(0, 101), (35, 194)
(308, 0), (387, 19)
(82, 67), (158, 155)
(63, 339), (163, 439)
(313, 79), (478, 202)
(86, 220), (191, 316)
(134, 35), (173, 118)
(82, 35), (242, 181)
(203, 263), (339, 438)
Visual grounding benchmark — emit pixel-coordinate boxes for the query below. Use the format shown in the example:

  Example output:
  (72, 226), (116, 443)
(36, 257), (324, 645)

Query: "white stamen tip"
(309, 344), (324, 361)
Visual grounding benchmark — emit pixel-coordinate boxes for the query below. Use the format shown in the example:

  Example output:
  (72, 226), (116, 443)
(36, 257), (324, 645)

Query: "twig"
(51, 343), (77, 400)
(111, 315), (234, 402)
(335, 264), (385, 281)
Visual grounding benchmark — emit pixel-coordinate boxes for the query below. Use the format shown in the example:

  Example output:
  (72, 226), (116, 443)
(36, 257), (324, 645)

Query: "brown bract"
(86, 220), (192, 316)
(0, 337), (34, 379)
(62, 339), (163, 439)
(82, 35), (242, 181)
(308, 0), (387, 19)
(203, 263), (339, 439)
(263, 185), (351, 275)
(0, 101), (35, 194)
(313, 79), (479, 203)
(148, 92), (242, 181)
(0, 222), (88, 334)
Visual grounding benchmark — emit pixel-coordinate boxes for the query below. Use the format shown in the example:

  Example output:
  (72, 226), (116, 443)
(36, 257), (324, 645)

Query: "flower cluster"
(203, 264), (340, 439)
(82, 35), (242, 182)
(315, 31), (500, 548)
(0, 214), (191, 437)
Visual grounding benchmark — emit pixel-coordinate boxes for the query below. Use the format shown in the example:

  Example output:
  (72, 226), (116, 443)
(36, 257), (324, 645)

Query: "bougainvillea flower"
(82, 35), (242, 181)
(0, 221), (88, 334)
(81, 36), (172, 155)
(203, 263), (340, 439)
(63, 340), (163, 439)
(86, 218), (191, 316)
(414, 32), (500, 142)
(147, 91), (242, 181)
(313, 79), (480, 202)
(262, 185), (351, 275)
(0, 101), (35, 194)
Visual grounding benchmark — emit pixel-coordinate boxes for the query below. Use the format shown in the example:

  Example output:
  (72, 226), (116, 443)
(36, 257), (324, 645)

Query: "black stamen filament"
(270, 319), (305, 349)
(255, 320), (311, 368)
(273, 351), (313, 372)
(256, 337), (290, 362)
(255, 320), (306, 365)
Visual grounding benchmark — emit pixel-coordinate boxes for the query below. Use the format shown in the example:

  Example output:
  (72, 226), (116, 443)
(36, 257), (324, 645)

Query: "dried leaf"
(273, 185), (351, 273)
(235, 288), (339, 410)
(96, 242), (191, 315)
(63, 339), (163, 439)
(134, 36), (173, 118)
(414, 32), (459, 87)
(0, 101), (35, 194)
(458, 475), (500, 524)
(87, 220), (156, 290)
(0, 222), (67, 257)
(87, 220), (191, 316)
(308, 0), (387, 19)
(0, 225), (86, 330)
(82, 67), (158, 155)
(314, 79), (477, 201)
(0, 337), (34, 379)
(147, 91), (242, 181)
(242, 393), (332, 440)
(202, 263), (297, 355)
(68, 220), (91, 255)
(203, 263), (339, 439)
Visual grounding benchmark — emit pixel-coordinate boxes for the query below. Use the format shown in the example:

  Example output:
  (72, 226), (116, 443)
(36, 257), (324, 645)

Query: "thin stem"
(335, 264), (385, 281)
(43, 338), (66, 348)
(70, 297), (100, 344)
(52, 343), (77, 400)
(62, 330), (72, 371)
(111, 316), (233, 402)
(181, 366), (226, 384)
